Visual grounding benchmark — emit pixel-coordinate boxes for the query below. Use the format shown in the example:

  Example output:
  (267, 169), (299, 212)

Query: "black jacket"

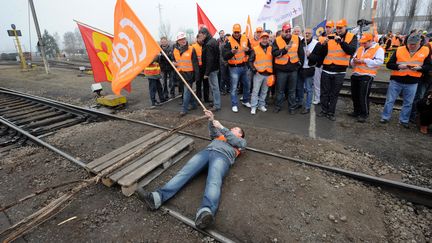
(222, 36), (251, 66)
(248, 43), (273, 76)
(271, 35), (305, 72)
(173, 43), (200, 83)
(202, 35), (220, 76)
(317, 32), (358, 72)
(159, 44), (174, 72)
(386, 46), (431, 84)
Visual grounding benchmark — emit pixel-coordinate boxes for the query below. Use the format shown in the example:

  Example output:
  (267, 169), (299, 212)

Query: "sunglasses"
(336, 27), (344, 29)
(284, 29), (291, 33)
(233, 31), (240, 34)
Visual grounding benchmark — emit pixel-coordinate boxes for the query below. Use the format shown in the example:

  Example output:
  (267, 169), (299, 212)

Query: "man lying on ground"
(137, 110), (247, 229)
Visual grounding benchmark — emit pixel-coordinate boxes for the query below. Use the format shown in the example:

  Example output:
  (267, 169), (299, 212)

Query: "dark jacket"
(222, 35), (252, 66)
(271, 35), (305, 72)
(248, 43), (273, 76)
(386, 46), (432, 84)
(201, 30), (220, 76)
(159, 44), (174, 72)
(318, 32), (358, 73)
(173, 42), (200, 83)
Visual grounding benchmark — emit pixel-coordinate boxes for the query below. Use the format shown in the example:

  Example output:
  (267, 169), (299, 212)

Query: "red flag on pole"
(196, 3), (217, 36)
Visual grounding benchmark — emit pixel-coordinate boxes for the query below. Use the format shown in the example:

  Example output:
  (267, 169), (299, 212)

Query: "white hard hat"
(176, 32), (186, 41)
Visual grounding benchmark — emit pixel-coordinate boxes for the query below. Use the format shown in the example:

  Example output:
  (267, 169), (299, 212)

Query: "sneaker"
(242, 102), (251, 108)
(301, 108), (310, 114)
(420, 126), (428, 134)
(357, 116), (366, 123)
(317, 111), (327, 117)
(379, 119), (389, 124)
(399, 122), (409, 129)
(273, 107), (281, 113)
(288, 109), (296, 115)
(232, 106), (238, 113)
(251, 107), (256, 115)
(179, 111), (187, 117)
(136, 188), (157, 211)
(195, 211), (214, 229)
(312, 100), (320, 105)
(258, 106), (267, 112)
(327, 114), (336, 121)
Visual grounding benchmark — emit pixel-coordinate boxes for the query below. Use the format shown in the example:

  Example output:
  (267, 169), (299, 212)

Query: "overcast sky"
(0, 0), (283, 53)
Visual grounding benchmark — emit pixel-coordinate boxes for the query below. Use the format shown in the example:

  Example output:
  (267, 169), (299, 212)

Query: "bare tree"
(159, 22), (172, 41)
(402, 0), (418, 34)
(377, 0), (389, 33)
(63, 31), (76, 54)
(386, 0), (400, 33)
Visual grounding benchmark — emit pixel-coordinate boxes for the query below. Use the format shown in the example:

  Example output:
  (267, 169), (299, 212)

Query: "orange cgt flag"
(109, 0), (161, 95)
(245, 15), (253, 40)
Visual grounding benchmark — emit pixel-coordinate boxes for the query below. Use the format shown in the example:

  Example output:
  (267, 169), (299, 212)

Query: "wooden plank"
(85, 130), (163, 170)
(91, 132), (173, 173)
(118, 137), (194, 187)
(108, 135), (184, 182)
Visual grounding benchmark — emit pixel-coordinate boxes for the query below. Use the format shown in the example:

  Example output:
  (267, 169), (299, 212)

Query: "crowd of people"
(143, 19), (432, 134)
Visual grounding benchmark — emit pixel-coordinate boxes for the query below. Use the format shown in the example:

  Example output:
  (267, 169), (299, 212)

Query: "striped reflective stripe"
(328, 50), (345, 54)
(324, 57), (350, 61)
(396, 61), (423, 65)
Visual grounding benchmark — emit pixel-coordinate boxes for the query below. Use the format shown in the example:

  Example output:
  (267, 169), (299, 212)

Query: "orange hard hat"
(256, 27), (263, 33)
(336, 19), (347, 27)
(326, 20), (335, 28)
(360, 33), (373, 43)
(260, 32), (270, 39)
(233, 24), (241, 33)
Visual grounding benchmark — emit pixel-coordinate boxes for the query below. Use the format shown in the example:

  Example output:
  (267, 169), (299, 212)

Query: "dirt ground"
(0, 66), (431, 242)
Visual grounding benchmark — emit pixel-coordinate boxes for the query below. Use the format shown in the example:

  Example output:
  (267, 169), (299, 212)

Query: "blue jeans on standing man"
(182, 80), (197, 113)
(229, 66), (250, 107)
(296, 72), (314, 110)
(381, 80), (418, 124)
(153, 149), (231, 217)
(208, 70), (221, 109)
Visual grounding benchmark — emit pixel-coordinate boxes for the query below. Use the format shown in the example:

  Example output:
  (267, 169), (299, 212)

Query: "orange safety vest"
(274, 35), (300, 65)
(391, 46), (429, 78)
(352, 44), (382, 76)
(323, 32), (355, 66)
(143, 62), (161, 76)
(250, 37), (260, 49)
(173, 46), (194, 72)
(228, 35), (249, 65)
(215, 135), (241, 157)
(253, 45), (273, 73)
(318, 36), (326, 44)
(391, 36), (401, 47)
(191, 43), (202, 66)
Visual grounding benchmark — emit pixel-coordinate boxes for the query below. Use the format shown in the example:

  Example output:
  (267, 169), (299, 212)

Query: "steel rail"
(2, 87), (431, 206)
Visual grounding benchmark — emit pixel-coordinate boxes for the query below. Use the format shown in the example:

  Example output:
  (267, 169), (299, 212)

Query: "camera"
(328, 35), (335, 40)
(357, 19), (373, 27)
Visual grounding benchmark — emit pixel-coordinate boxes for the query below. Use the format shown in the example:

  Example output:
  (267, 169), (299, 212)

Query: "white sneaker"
(251, 107), (256, 115)
(258, 106), (267, 112)
(242, 102), (251, 108)
(232, 106), (238, 113)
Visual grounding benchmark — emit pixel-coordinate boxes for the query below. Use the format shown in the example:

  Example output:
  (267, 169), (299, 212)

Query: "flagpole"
(300, 13), (308, 47)
(73, 19), (114, 37)
(159, 49), (207, 111)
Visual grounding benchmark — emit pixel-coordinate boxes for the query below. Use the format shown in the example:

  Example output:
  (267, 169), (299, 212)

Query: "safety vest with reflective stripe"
(228, 35), (249, 65)
(173, 46), (194, 72)
(250, 37), (260, 48)
(318, 36), (326, 44)
(215, 135), (240, 157)
(323, 32), (355, 66)
(391, 46), (429, 78)
(352, 44), (382, 76)
(274, 35), (300, 65)
(143, 62), (161, 76)
(391, 36), (401, 47)
(191, 43), (202, 66)
(253, 45), (273, 73)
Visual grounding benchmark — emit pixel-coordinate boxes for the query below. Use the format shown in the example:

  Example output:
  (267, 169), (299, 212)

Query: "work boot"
(195, 211), (214, 229)
(420, 126), (428, 134)
(273, 107), (281, 113)
(301, 108), (310, 114)
(357, 116), (366, 123)
(327, 114), (336, 121)
(317, 111), (327, 117)
(136, 188), (158, 211)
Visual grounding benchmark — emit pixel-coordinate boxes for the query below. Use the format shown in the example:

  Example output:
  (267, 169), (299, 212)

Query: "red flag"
(108, 0), (161, 95)
(76, 22), (131, 92)
(196, 3), (217, 36)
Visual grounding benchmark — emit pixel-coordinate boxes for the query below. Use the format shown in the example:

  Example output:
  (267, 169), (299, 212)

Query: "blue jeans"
(229, 66), (250, 106)
(275, 70), (298, 110)
(296, 73), (314, 109)
(155, 149), (231, 216)
(182, 80), (197, 113)
(148, 78), (164, 105)
(208, 71), (221, 109)
(250, 73), (269, 108)
(382, 80), (418, 123)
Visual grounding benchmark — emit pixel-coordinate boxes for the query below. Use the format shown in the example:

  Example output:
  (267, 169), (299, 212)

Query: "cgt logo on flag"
(109, 0), (161, 94)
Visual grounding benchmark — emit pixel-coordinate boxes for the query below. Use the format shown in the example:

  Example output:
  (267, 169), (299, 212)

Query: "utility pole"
(28, 0), (49, 74)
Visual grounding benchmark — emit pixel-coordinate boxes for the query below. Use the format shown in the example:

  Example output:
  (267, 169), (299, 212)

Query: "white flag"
(257, 0), (303, 25)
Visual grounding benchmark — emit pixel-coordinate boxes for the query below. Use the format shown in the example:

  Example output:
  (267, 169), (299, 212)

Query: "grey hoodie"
(206, 121), (247, 164)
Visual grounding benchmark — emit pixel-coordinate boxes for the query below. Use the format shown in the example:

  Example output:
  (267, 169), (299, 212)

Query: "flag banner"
(109, 0), (161, 95)
(313, 20), (326, 37)
(77, 22), (131, 92)
(245, 15), (253, 40)
(257, 0), (303, 24)
(197, 3), (217, 36)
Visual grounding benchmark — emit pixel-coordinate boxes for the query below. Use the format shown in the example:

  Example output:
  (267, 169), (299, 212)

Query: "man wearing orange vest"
(248, 32), (273, 115)
(316, 18), (357, 121)
(137, 110), (246, 229)
(250, 27), (263, 49)
(143, 59), (166, 107)
(222, 24), (252, 113)
(349, 33), (384, 123)
(192, 34), (210, 104)
(381, 34), (431, 128)
(173, 32), (200, 116)
(272, 23), (305, 114)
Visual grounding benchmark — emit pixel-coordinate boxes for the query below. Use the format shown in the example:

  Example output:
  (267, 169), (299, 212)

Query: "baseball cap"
(256, 27), (263, 33)
(282, 23), (291, 31)
(359, 33), (373, 43)
(260, 32), (270, 39)
(336, 19), (347, 27)
(326, 20), (335, 28)
(232, 24), (241, 33)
